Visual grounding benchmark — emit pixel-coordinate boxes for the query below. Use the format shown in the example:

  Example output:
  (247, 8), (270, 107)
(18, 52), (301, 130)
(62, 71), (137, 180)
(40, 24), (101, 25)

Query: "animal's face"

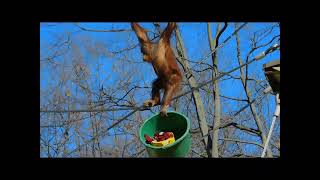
(141, 43), (159, 62)
(142, 41), (167, 64)
(140, 42), (153, 62)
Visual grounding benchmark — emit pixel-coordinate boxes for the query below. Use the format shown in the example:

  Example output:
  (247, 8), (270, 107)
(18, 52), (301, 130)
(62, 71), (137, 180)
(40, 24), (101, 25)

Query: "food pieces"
(144, 131), (175, 147)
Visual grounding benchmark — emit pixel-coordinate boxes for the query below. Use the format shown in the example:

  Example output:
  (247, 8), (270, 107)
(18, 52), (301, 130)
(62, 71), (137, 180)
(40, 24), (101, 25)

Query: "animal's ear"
(160, 22), (177, 42)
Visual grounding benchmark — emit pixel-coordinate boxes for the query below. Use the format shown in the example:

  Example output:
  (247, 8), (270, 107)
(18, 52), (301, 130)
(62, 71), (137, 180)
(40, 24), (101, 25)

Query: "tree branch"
(219, 138), (264, 148)
(74, 23), (131, 33)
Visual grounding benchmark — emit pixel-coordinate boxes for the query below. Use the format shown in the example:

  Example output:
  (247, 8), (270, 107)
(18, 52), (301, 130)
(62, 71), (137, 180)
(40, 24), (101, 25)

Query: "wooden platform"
(263, 60), (280, 94)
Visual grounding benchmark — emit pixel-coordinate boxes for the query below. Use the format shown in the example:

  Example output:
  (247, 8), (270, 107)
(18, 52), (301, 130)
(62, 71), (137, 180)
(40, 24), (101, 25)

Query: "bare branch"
(219, 138), (264, 148)
(220, 95), (248, 102)
(74, 23), (132, 33)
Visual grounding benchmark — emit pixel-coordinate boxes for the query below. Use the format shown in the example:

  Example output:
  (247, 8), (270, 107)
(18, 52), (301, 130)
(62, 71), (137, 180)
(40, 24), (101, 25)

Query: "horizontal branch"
(219, 138), (264, 148)
(190, 92), (267, 136)
(74, 23), (160, 35)
(74, 23), (132, 33)
(220, 95), (248, 102)
(230, 123), (261, 135)
(191, 122), (261, 136)
(192, 67), (213, 73)
(40, 107), (138, 113)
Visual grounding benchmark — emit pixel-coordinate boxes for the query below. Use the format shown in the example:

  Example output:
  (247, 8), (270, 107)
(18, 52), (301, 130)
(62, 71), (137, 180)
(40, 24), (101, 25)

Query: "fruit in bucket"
(144, 132), (175, 147)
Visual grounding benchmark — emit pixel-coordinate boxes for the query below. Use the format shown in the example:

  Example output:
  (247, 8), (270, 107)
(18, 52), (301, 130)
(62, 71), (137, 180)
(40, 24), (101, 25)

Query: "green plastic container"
(139, 111), (191, 157)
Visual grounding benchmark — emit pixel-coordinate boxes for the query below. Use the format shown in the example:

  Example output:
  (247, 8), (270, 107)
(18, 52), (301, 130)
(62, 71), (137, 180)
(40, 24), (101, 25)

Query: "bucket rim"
(139, 111), (190, 149)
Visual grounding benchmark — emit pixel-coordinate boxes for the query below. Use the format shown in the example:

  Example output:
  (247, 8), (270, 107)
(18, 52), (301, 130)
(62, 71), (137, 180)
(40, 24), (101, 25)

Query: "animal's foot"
(143, 99), (156, 107)
(160, 105), (169, 117)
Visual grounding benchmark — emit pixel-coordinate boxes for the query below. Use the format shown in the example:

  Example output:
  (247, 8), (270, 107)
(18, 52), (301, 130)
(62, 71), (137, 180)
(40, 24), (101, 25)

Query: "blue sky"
(40, 22), (280, 157)
(40, 22), (279, 90)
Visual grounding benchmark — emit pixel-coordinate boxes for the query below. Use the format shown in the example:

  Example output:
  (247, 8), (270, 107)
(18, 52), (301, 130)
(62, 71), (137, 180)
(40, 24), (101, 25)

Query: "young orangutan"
(131, 22), (182, 117)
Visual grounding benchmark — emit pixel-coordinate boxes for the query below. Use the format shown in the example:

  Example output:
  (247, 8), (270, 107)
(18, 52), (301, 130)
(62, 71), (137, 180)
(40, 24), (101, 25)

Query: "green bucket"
(139, 111), (191, 157)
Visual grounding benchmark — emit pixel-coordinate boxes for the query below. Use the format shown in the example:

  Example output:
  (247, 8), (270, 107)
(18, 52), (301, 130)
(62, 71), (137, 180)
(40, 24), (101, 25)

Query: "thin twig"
(74, 23), (131, 33)
(219, 138), (264, 148)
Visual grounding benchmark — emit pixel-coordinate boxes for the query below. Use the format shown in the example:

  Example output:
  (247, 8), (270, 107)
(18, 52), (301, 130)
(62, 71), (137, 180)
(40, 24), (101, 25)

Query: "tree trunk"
(234, 23), (273, 157)
(175, 25), (212, 157)
(207, 23), (223, 157)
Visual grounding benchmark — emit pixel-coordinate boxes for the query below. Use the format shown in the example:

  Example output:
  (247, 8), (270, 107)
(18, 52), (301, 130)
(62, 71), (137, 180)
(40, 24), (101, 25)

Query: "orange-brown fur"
(131, 22), (182, 116)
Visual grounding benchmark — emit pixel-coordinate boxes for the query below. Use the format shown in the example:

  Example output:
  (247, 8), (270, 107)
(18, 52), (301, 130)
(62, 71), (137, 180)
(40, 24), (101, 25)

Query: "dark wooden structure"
(263, 60), (280, 94)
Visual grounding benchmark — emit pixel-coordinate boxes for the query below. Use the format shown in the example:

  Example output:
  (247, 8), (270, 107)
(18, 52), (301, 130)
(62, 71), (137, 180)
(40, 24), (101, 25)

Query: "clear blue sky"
(40, 22), (280, 157)
(41, 22), (279, 101)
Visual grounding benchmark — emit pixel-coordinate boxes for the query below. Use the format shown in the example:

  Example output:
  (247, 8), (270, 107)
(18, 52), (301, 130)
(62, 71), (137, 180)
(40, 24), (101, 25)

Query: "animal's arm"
(131, 22), (150, 44)
(160, 22), (176, 43)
